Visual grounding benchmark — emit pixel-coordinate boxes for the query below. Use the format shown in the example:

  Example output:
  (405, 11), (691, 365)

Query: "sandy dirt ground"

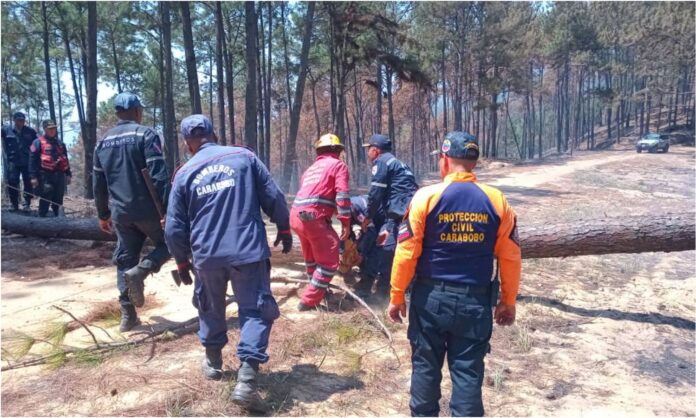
(1, 136), (694, 416)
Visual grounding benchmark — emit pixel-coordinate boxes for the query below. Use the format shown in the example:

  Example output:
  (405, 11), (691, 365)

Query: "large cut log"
(520, 213), (694, 258)
(1, 211), (694, 257)
(1, 211), (115, 241)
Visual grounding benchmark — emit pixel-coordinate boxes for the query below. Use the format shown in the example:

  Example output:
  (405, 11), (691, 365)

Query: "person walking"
(93, 92), (171, 331)
(164, 114), (291, 409)
(388, 131), (521, 417)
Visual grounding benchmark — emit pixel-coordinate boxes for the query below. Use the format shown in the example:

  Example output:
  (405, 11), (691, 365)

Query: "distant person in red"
(291, 134), (351, 310)
(28, 120), (71, 217)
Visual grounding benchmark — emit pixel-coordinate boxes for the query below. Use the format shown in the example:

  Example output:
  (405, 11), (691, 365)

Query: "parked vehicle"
(636, 133), (670, 153)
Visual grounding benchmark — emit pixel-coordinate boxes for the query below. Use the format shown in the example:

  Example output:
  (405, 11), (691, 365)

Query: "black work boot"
(231, 361), (266, 411)
(119, 304), (141, 332)
(124, 259), (156, 308)
(201, 347), (224, 380)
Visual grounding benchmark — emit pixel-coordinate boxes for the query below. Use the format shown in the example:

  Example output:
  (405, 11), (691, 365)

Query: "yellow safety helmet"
(314, 133), (344, 150)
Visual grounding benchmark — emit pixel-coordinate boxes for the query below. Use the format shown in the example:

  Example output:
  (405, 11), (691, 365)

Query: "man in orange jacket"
(291, 134), (351, 310)
(388, 131), (521, 417)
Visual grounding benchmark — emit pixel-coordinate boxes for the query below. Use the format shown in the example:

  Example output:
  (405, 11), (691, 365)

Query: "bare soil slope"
(2, 138), (694, 416)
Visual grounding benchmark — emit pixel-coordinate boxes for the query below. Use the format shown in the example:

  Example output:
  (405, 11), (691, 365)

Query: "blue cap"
(113, 92), (143, 111)
(13, 112), (25, 120)
(362, 134), (392, 151)
(180, 114), (214, 139)
(431, 131), (479, 160)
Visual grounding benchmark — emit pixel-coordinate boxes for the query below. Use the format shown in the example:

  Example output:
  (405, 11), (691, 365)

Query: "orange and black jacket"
(390, 171), (521, 306)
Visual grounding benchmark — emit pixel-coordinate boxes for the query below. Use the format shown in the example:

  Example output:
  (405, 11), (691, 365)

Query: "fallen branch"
(271, 276), (393, 343)
(1, 296), (236, 371)
(52, 305), (101, 348)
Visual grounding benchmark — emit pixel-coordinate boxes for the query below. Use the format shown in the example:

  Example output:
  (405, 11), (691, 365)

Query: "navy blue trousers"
(5, 163), (31, 207)
(37, 171), (65, 217)
(113, 220), (171, 307)
(194, 260), (279, 364)
(407, 280), (494, 417)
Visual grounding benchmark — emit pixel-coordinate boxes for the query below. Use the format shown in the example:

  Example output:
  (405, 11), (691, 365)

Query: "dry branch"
(271, 276), (393, 343)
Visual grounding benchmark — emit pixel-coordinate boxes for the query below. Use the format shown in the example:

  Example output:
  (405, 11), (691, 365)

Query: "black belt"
(415, 277), (490, 295)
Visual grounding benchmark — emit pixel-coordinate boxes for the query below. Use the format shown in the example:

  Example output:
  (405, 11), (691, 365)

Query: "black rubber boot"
(231, 361), (266, 411)
(125, 259), (156, 308)
(119, 304), (141, 332)
(201, 347), (223, 380)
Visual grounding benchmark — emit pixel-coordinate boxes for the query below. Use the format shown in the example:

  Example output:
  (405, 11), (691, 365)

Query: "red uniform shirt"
(293, 153), (351, 221)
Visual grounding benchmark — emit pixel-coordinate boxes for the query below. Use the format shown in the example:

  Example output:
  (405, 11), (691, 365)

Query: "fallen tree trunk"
(2, 211), (694, 257)
(2, 211), (115, 241)
(520, 213), (694, 258)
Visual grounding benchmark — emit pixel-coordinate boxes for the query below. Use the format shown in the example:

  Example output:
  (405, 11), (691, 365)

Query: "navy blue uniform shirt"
(367, 152), (418, 220)
(93, 120), (170, 222)
(165, 143), (290, 269)
(2, 125), (37, 167)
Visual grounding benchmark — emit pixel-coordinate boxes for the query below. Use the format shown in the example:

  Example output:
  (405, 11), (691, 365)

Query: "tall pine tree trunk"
(84, 2), (97, 199)
(215, 1), (226, 144)
(41, 1), (56, 121)
(281, 2), (315, 192)
(161, 2), (177, 172)
(244, 1), (258, 151)
(180, 1), (202, 113)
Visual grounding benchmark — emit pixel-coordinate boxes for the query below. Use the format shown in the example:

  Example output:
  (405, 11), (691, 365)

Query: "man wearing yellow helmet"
(290, 133), (351, 310)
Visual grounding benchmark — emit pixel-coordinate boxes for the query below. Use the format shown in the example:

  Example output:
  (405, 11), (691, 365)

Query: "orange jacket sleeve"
(477, 183), (521, 306)
(390, 184), (443, 305)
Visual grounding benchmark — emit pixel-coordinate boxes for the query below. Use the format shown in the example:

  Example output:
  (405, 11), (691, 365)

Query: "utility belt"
(415, 275), (500, 306)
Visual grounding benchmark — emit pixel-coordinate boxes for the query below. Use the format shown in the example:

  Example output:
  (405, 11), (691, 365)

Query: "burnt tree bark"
(3, 213), (693, 260)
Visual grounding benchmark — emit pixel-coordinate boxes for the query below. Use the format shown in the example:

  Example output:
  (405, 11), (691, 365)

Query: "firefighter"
(28, 120), (71, 217)
(346, 195), (389, 299)
(362, 134), (418, 298)
(388, 131), (521, 417)
(164, 114), (291, 409)
(2, 112), (37, 211)
(291, 133), (351, 310)
(93, 92), (171, 332)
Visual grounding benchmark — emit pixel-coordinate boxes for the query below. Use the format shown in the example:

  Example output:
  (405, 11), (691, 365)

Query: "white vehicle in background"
(636, 133), (670, 153)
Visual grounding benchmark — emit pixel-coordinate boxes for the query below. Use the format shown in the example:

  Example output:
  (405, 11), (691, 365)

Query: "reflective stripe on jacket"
(366, 152), (418, 220)
(390, 171), (521, 306)
(292, 153), (350, 221)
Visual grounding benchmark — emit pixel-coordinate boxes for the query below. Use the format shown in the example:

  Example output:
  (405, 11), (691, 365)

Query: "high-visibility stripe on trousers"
(290, 208), (339, 307)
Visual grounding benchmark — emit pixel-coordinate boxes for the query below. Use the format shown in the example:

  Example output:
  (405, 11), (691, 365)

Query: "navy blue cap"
(13, 112), (25, 120)
(431, 131), (479, 160)
(42, 120), (57, 129)
(180, 114), (214, 139)
(362, 134), (392, 151)
(113, 92), (143, 111)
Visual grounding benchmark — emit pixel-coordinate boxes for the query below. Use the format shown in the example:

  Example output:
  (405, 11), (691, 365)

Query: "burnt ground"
(1, 132), (694, 416)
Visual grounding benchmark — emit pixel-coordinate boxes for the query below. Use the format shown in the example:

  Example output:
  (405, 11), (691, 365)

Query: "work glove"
(274, 230), (293, 254)
(176, 260), (194, 285)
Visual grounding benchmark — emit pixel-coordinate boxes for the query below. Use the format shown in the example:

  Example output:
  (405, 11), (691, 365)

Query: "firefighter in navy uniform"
(29, 120), (71, 217)
(93, 92), (171, 332)
(345, 195), (389, 299)
(362, 134), (418, 298)
(388, 131), (521, 417)
(164, 115), (291, 410)
(2, 112), (38, 210)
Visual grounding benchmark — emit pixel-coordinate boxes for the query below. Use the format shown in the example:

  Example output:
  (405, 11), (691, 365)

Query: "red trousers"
(290, 209), (339, 307)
